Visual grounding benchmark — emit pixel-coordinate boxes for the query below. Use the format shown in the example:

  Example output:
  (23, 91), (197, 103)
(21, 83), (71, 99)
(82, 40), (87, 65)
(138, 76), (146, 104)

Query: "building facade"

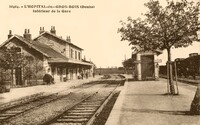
(0, 26), (94, 86)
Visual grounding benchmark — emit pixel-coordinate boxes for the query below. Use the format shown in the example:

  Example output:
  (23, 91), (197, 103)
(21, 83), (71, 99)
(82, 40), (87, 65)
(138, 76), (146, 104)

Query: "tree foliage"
(0, 46), (24, 70)
(118, 0), (200, 52)
(118, 0), (200, 95)
(23, 56), (43, 81)
(123, 58), (134, 68)
(0, 46), (25, 85)
(0, 46), (44, 85)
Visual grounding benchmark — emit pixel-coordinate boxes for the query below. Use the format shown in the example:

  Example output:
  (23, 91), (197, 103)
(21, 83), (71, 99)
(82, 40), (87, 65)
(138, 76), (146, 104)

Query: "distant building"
(95, 67), (125, 75)
(0, 26), (94, 85)
(132, 50), (162, 80)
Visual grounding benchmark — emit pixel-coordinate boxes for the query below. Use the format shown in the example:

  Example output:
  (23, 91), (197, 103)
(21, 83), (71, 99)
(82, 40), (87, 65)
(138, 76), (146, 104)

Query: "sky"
(0, 0), (199, 68)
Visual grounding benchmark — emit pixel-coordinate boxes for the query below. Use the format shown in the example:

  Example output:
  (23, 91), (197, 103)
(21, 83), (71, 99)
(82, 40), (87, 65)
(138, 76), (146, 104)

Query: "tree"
(123, 58), (135, 74)
(0, 47), (44, 86)
(22, 56), (43, 85)
(0, 51), (10, 82)
(123, 58), (134, 69)
(23, 56), (34, 85)
(118, 0), (200, 95)
(0, 46), (25, 85)
(32, 58), (43, 84)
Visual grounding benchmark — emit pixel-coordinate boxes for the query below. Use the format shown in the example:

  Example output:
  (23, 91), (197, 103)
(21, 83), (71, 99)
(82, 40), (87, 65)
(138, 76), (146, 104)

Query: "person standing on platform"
(86, 72), (88, 79)
(93, 72), (95, 78)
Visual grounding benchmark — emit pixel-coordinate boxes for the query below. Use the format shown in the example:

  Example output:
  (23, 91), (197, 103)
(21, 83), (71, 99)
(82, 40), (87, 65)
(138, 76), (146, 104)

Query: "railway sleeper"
(81, 101), (102, 103)
(85, 98), (107, 102)
(57, 118), (88, 123)
(77, 104), (100, 107)
(0, 113), (16, 117)
(74, 107), (96, 110)
(68, 109), (96, 113)
(51, 122), (83, 125)
(5, 110), (23, 114)
(79, 102), (102, 105)
(62, 115), (90, 119)
(67, 112), (94, 116)
(0, 116), (8, 120)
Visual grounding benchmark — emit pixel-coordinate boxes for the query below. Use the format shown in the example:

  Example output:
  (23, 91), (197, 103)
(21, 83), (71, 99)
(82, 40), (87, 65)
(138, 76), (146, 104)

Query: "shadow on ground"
(121, 108), (198, 116)
(126, 93), (186, 97)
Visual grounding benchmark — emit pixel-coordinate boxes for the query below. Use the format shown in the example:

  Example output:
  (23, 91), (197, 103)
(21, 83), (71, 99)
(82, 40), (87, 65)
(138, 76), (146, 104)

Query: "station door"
(141, 55), (154, 80)
(15, 68), (22, 85)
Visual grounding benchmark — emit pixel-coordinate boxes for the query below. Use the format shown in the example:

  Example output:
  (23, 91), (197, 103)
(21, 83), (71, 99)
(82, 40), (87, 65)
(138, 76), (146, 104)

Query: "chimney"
(50, 26), (56, 34)
(8, 30), (13, 39)
(66, 36), (71, 42)
(39, 27), (45, 34)
(23, 29), (32, 40)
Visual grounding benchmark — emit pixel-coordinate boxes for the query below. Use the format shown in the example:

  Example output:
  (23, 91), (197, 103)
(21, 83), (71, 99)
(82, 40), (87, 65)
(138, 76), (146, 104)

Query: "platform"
(106, 77), (199, 125)
(0, 76), (101, 105)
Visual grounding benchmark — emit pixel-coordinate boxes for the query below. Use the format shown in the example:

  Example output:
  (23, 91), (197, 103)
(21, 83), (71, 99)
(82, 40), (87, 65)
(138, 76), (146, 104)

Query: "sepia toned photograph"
(0, 0), (200, 125)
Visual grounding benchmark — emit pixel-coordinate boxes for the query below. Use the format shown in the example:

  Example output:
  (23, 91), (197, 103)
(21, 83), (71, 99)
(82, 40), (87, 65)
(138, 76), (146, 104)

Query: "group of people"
(78, 71), (95, 79)
(79, 71), (88, 79)
(43, 71), (96, 84)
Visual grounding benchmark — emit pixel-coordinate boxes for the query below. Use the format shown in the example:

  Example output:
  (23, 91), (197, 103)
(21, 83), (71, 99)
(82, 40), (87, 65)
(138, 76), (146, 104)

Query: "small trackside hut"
(132, 50), (162, 81)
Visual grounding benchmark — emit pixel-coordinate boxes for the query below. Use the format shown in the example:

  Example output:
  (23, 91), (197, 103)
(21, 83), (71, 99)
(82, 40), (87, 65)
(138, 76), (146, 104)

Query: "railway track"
(0, 81), (104, 124)
(0, 92), (65, 122)
(1, 75), (125, 125)
(43, 80), (122, 125)
(0, 80), (103, 113)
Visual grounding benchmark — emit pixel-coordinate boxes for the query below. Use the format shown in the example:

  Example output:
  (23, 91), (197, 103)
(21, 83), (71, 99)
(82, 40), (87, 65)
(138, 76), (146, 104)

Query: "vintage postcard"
(0, 0), (199, 125)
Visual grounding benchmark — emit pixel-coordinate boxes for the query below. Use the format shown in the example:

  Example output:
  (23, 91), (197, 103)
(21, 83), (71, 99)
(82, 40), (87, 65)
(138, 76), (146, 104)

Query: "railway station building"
(132, 50), (162, 80)
(0, 26), (94, 86)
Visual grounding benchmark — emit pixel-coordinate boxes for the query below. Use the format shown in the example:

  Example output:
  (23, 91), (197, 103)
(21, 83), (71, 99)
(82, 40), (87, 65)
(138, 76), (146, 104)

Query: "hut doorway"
(141, 55), (154, 80)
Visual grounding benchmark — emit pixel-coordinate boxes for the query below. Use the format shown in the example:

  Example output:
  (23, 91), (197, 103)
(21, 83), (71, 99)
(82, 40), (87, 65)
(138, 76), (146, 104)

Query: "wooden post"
(174, 61), (179, 95)
(167, 62), (170, 94)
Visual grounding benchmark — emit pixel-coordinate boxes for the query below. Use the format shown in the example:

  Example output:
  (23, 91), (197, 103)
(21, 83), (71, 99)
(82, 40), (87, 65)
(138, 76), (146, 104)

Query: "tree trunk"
(167, 48), (175, 95)
(11, 69), (13, 86)
(190, 83), (200, 115)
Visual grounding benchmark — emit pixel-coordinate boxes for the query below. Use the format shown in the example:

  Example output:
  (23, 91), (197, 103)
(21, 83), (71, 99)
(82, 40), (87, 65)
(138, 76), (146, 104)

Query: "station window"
(71, 49), (73, 58)
(75, 51), (77, 59)
(78, 52), (81, 60)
